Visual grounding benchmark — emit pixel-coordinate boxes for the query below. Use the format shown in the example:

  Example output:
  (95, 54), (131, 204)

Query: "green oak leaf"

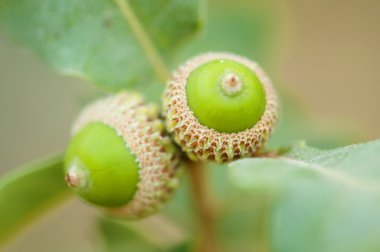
(98, 216), (189, 252)
(0, 155), (70, 247)
(229, 139), (380, 252)
(98, 218), (162, 252)
(0, 0), (203, 90)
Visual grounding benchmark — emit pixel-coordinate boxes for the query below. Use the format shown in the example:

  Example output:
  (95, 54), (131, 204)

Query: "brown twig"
(187, 161), (220, 252)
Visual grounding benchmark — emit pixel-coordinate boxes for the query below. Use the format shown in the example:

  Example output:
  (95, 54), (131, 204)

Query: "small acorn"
(163, 52), (278, 162)
(64, 92), (182, 219)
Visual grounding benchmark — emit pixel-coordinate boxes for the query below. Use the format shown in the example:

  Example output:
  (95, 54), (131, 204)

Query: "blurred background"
(1, 0), (379, 251)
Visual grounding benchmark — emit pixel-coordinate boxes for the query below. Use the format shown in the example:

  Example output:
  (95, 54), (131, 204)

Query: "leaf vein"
(113, 0), (169, 82)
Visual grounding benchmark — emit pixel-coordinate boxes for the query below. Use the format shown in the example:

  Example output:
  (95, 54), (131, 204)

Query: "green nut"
(163, 52), (278, 162)
(186, 59), (266, 133)
(65, 122), (139, 207)
(64, 92), (182, 219)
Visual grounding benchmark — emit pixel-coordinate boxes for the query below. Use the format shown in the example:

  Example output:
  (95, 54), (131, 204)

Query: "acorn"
(163, 52), (278, 162)
(64, 92), (182, 219)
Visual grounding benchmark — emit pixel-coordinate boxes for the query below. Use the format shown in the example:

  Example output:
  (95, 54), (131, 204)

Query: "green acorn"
(163, 52), (278, 162)
(64, 92), (181, 219)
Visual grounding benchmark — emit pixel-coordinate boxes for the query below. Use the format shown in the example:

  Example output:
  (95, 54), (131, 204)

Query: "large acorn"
(163, 52), (278, 163)
(64, 92), (181, 219)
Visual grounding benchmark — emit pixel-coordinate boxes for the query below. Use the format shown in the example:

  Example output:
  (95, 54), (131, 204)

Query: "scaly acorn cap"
(64, 92), (182, 220)
(163, 52), (278, 162)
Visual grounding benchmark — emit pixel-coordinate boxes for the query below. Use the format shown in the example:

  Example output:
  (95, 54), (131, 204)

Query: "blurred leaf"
(169, 242), (192, 252)
(177, 0), (281, 68)
(98, 216), (189, 252)
(164, 161), (280, 251)
(0, 0), (203, 90)
(99, 218), (161, 252)
(162, 176), (195, 231)
(229, 139), (380, 252)
(0, 156), (70, 247)
(201, 162), (271, 251)
(163, 163), (264, 251)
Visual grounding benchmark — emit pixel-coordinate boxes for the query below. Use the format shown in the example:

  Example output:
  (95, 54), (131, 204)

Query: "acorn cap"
(64, 92), (182, 219)
(163, 52), (278, 162)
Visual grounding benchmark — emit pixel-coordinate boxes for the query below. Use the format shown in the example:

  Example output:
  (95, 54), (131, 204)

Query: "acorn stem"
(187, 162), (220, 252)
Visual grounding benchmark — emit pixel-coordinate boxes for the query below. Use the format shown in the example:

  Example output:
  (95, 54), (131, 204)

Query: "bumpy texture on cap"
(68, 92), (182, 219)
(163, 52), (278, 162)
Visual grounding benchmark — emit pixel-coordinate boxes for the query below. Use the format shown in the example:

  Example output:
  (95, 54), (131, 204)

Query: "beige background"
(0, 0), (379, 251)
(278, 0), (380, 139)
